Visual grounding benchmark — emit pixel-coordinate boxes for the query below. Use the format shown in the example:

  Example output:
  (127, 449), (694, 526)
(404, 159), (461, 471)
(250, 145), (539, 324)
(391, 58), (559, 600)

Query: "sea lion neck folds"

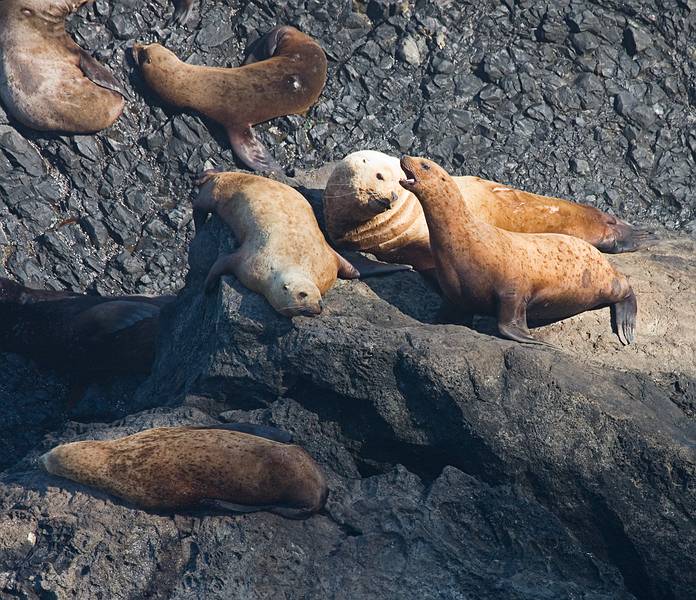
(0, 0), (126, 132)
(400, 156), (637, 347)
(133, 26), (328, 173)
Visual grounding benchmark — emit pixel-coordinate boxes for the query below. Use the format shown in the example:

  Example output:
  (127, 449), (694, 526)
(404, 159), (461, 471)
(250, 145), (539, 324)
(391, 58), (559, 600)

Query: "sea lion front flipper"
(336, 250), (413, 279)
(171, 0), (195, 25)
(78, 51), (129, 99)
(611, 290), (637, 345)
(74, 301), (160, 339)
(227, 126), (283, 174)
(200, 499), (276, 514)
(204, 253), (242, 294)
(193, 422), (293, 443)
(497, 291), (553, 347)
(243, 26), (288, 64)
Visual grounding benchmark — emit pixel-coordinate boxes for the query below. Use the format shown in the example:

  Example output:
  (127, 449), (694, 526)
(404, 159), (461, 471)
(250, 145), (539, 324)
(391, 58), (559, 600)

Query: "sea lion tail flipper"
(204, 253), (241, 294)
(78, 51), (129, 100)
(243, 26), (289, 64)
(497, 292), (555, 348)
(193, 422), (293, 443)
(228, 126), (283, 174)
(171, 0), (195, 25)
(336, 250), (413, 279)
(611, 290), (637, 346)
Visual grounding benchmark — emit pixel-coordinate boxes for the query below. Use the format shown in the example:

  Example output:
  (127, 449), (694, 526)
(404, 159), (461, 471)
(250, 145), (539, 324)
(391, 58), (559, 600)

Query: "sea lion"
(323, 151), (656, 272)
(0, 277), (174, 376)
(40, 423), (328, 519)
(399, 156), (637, 346)
(0, 0), (126, 133)
(132, 26), (328, 172)
(195, 171), (360, 317)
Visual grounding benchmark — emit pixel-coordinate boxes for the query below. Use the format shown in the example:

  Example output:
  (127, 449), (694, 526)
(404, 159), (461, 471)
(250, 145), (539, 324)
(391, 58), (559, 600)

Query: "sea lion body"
(133, 26), (327, 172)
(399, 156), (637, 345)
(0, 0), (125, 132)
(0, 278), (173, 375)
(195, 172), (358, 317)
(323, 151), (655, 271)
(40, 425), (328, 518)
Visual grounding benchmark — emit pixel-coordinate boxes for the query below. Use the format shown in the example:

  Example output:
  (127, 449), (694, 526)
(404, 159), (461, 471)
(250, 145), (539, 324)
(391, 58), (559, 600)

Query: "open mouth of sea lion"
(399, 161), (417, 189)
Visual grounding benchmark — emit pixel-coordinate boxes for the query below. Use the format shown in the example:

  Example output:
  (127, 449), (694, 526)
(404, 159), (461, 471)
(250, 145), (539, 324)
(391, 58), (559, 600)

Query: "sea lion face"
(132, 43), (176, 71)
(270, 273), (323, 317)
(399, 156), (448, 196)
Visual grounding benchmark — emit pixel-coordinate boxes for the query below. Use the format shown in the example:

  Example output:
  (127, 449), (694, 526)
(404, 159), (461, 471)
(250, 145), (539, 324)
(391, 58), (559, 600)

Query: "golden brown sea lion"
(132, 26), (328, 172)
(195, 171), (359, 316)
(399, 156), (637, 346)
(323, 151), (656, 272)
(40, 424), (328, 519)
(0, 277), (174, 376)
(0, 0), (126, 133)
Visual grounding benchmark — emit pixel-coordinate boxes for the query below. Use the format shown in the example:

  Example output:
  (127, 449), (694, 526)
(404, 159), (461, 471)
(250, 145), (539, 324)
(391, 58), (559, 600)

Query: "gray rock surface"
(1, 1), (695, 599)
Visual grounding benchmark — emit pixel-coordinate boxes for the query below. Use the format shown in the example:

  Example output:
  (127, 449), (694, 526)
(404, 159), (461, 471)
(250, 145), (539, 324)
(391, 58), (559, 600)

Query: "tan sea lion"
(323, 151), (656, 272)
(399, 156), (637, 346)
(132, 26), (328, 172)
(0, 0), (126, 133)
(195, 171), (360, 316)
(40, 424), (328, 519)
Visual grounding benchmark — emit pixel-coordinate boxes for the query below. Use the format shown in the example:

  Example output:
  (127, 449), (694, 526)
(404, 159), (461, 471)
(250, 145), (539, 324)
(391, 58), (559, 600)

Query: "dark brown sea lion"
(194, 170), (360, 316)
(132, 26), (328, 172)
(399, 156), (637, 346)
(0, 0), (126, 133)
(0, 277), (174, 376)
(324, 151), (656, 272)
(40, 424), (328, 519)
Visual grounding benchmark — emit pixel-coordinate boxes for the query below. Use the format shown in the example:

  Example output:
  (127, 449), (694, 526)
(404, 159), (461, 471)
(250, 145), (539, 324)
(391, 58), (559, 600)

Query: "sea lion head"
(269, 270), (323, 317)
(0, 0), (82, 29)
(399, 156), (453, 198)
(39, 440), (108, 486)
(132, 43), (178, 72)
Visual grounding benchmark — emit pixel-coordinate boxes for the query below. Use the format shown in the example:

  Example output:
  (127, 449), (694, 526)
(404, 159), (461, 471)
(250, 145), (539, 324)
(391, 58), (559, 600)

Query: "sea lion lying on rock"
(399, 156), (637, 346)
(40, 423), (328, 519)
(324, 151), (656, 272)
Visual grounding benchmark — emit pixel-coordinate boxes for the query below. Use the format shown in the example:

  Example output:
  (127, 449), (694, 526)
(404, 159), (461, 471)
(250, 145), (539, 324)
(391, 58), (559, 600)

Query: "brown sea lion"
(195, 171), (360, 316)
(0, 0), (126, 133)
(323, 151), (656, 272)
(399, 156), (637, 346)
(40, 423), (328, 519)
(132, 26), (328, 172)
(0, 277), (174, 376)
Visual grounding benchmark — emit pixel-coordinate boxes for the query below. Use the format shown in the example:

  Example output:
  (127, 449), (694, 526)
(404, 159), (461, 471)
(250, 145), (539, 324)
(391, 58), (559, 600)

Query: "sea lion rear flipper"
(74, 301), (160, 339)
(336, 250), (413, 279)
(243, 26), (288, 64)
(171, 0), (195, 25)
(204, 253), (242, 294)
(611, 290), (637, 345)
(497, 292), (554, 348)
(600, 225), (659, 254)
(78, 51), (129, 99)
(192, 422), (293, 443)
(228, 126), (283, 174)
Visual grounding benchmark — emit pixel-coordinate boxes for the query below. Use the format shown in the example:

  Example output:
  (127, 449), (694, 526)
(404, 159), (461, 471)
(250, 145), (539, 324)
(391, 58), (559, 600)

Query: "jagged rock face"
(1, 1), (696, 599)
(0, 0), (695, 295)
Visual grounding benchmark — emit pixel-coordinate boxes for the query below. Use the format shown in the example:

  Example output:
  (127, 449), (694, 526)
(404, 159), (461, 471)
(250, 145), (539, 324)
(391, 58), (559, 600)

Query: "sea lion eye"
(376, 172), (384, 181)
(421, 163), (430, 170)
(298, 291), (308, 299)
(21, 8), (33, 15)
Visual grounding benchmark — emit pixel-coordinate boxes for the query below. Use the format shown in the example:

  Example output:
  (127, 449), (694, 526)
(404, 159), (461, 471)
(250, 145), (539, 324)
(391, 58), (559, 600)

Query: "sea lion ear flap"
(78, 51), (130, 100)
(243, 26), (287, 64)
(227, 125), (283, 174)
(194, 423), (294, 444)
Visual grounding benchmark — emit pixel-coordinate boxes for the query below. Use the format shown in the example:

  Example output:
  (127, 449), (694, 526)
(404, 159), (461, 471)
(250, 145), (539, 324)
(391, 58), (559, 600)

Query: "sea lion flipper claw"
(78, 51), (129, 99)
(193, 422), (293, 443)
(611, 290), (637, 346)
(228, 126), (283, 174)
